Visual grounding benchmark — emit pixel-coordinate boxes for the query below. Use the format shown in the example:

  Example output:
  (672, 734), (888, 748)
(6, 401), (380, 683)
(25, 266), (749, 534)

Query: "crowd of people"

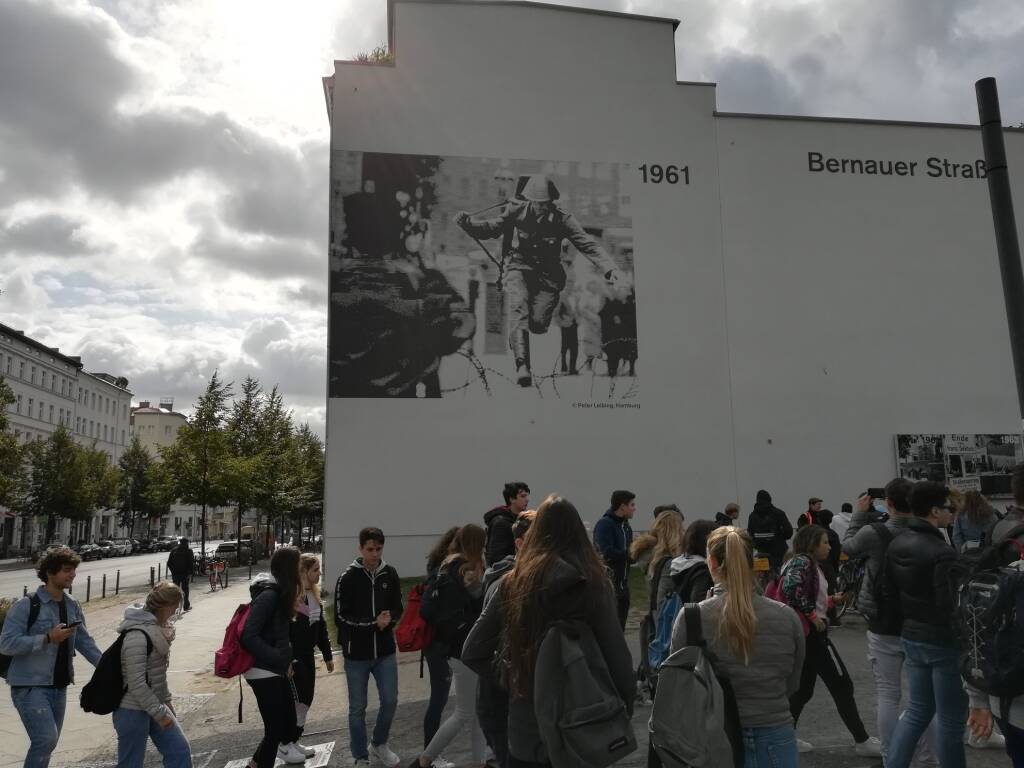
(1, 474), (1022, 768)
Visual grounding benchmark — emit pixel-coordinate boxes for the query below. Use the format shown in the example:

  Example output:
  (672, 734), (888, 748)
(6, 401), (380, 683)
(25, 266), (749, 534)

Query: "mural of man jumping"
(455, 174), (628, 386)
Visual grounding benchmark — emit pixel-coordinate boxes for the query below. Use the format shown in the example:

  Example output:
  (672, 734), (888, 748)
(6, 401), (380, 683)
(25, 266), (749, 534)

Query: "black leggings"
(790, 631), (869, 743)
(247, 676), (300, 767)
(423, 645), (451, 747)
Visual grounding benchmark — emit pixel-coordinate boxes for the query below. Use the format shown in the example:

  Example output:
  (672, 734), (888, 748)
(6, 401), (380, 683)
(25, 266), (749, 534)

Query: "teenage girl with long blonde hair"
(669, 526), (805, 768)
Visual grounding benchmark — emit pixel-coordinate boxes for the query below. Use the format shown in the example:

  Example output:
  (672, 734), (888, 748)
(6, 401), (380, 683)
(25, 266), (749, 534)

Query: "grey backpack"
(534, 619), (637, 768)
(649, 605), (737, 768)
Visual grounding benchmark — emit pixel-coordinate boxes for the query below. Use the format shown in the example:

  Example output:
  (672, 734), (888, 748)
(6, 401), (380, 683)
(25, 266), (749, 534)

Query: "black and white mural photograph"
(328, 151), (637, 400)
(896, 433), (1024, 495)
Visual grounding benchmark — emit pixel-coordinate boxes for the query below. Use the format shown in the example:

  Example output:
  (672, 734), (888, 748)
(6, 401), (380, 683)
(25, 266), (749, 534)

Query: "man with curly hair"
(0, 546), (101, 767)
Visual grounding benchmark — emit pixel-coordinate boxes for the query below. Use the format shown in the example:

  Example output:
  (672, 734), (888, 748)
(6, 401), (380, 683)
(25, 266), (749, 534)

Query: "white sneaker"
(968, 731), (1006, 749)
(796, 738), (813, 753)
(854, 736), (883, 757)
(369, 742), (401, 768)
(432, 759), (455, 768)
(277, 743), (308, 764)
(294, 742), (316, 758)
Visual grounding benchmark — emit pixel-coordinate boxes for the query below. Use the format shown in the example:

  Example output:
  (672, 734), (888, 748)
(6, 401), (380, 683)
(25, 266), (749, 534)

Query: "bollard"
(248, 562), (252, 581)
(23, 585), (27, 597)
(150, 566), (155, 588)
(225, 565), (229, 588)
(86, 575), (91, 603)
(116, 570), (120, 595)
(102, 573), (106, 599)
(158, 563), (162, 581)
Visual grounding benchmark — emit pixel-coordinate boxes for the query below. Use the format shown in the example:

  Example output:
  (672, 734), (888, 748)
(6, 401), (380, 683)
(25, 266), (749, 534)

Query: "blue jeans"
(112, 708), (193, 768)
(345, 654), (399, 761)
(11, 686), (66, 768)
(742, 725), (798, 768)
(887, 639), (967, 768)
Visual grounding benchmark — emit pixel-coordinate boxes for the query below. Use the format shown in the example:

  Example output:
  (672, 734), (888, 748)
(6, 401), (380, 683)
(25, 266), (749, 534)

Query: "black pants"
(790, 631), (869, 743)
(423, 645), (451, 747)
(509, 757), (550, 768)
(559, 324), (578, 373)
(247, 676), (300, 767)
(477, 672), (509, 768)
(616, 588), (630, 630)
(171, 574), (190, 609)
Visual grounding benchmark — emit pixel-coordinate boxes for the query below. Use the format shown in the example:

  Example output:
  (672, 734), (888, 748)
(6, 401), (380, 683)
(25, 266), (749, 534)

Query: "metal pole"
(23, 585), (27, 597)
(158, 563), (162, 582)
(116, 570), (120, 595)
(102, 573), (106, 599)
(976, 77), (1024, 423)
(86, 575), (91, 603)
(150, 566), (155, 588)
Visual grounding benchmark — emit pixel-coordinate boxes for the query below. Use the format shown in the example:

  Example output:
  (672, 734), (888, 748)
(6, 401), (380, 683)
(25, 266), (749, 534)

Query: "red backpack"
(396, 581), (435, 652)
(215, 603), (255, 678)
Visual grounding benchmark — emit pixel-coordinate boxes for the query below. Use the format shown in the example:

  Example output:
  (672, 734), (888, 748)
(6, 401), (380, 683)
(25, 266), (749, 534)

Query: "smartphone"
(867, 487), (887, 499)
(64, 621), (82, 629)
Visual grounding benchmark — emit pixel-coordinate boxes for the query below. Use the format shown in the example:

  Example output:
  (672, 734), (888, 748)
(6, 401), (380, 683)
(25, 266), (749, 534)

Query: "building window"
(60, 379), (66, 396)
(30, 366), (36, 384)
(19, 361), (24, 379)
(38, 401), (43, 420)
(16, 395), (21, 414)
(41, 371), (47, 389)
(121, 429), (125, 445)
(28, 397), (33, 416)
(6, 356), (11, 374)
(103, 424), (108, 441)
(51, 376), (55, 391)
(123, 404), (127, 419)
(164, 425), (171, 436)
(49, 404), (54, 423)
(75, 416), (80, 433)
(91, 392), (95, 409)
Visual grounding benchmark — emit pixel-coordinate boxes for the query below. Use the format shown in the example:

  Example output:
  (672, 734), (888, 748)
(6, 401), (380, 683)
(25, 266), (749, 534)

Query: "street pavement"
(0, 542), (225, 601)
(0, 576), (1009, 768)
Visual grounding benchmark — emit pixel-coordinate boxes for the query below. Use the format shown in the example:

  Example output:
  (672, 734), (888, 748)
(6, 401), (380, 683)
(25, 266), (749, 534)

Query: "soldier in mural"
(454, 174), (628, 386)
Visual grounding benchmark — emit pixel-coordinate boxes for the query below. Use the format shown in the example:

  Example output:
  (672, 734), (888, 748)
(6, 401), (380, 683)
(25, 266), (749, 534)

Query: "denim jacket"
(0, 586), (102, 686)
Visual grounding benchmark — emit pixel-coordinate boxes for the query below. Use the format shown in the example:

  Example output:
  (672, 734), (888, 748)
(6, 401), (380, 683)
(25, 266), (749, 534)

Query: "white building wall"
(716, 115), (1024, 515)
(0, 330), (80, 444)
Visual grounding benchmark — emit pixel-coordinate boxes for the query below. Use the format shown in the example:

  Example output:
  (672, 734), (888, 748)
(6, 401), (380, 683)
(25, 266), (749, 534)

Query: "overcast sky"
(1, 0), (1021, 437)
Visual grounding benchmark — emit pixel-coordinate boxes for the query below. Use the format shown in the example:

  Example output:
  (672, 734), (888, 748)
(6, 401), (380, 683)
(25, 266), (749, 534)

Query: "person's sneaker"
(968, 731), (1006, 749)
(796, 738), (813, 753)
(353, 761), (370, 767)
(854, 737), (883, 757)
(293, 742), (316, 758)
(277, 743), (307, 764)
(432, 759), (455, 768)
(369, 743), (401, 768)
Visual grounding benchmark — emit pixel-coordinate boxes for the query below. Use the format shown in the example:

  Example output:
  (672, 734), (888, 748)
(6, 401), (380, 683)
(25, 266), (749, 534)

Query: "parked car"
(94, 541), (113, 558)
(214, 540), (253, 562)
(155, 536), (179, 551)
(75, 543), (103, 561)
(129, 539), (142, 554)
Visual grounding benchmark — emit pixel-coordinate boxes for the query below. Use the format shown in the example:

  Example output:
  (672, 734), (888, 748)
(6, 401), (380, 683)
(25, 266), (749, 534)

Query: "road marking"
(223, 741), (333, 768)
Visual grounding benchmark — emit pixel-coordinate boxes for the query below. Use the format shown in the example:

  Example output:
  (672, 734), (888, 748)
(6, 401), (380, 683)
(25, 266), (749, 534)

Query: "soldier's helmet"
(518, 174), (560, 203)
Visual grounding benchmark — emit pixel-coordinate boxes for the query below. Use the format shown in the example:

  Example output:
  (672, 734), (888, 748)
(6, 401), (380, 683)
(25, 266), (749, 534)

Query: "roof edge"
(387, 0), (680, 55)
(0, 322), (85, 370)
(715, 110), (1024, 132)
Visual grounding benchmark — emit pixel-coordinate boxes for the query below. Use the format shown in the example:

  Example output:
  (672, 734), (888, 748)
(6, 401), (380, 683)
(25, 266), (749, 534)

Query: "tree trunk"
(200, 502), (207, 559)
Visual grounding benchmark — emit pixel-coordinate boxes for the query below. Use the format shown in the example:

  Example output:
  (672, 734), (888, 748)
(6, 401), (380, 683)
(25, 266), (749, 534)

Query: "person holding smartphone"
(0, 546), (102, 768)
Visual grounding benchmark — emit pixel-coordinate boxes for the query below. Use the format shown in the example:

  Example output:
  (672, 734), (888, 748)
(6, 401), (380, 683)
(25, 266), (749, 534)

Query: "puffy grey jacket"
(117, 605), (173, 721)
(841, 512), (914, 629)
(671, 585), (804, 729)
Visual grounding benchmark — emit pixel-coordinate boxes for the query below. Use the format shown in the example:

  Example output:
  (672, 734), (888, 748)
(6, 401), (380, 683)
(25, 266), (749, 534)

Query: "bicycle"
(834, 553), (865, 619)
(207, 559), (226, 592)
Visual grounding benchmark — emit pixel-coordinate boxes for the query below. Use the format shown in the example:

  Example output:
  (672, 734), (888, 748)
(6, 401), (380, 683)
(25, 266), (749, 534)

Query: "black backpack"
(419, 563), (472, 652)
(867, 523), (902, 635)
(80, 629), (153, 715)
(0, 595), (41, 679)
(952, 525), (1024, 720)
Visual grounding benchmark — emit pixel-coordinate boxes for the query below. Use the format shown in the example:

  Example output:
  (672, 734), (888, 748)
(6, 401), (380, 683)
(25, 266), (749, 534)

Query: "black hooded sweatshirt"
(747, 491), (793, 565)
(484, 506), (518, 566)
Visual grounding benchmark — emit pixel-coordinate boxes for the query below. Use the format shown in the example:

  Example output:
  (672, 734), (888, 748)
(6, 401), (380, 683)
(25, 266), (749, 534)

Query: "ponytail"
(706, 526), (757, 664)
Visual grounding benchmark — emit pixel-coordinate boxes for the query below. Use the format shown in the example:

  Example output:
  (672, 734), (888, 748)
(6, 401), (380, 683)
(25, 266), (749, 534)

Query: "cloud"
(0, 213), (98, 257)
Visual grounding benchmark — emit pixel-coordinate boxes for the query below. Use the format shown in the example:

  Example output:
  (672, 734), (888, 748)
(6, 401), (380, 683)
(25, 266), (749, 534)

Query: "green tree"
(75, 445), (121, 538)
(225, 376), (265, 562)
(291, 424), (324, 549)
(0, 376), (26, 511)
(118, 433), (164, 539)
(159, 371), (236, 557)
(22, 426), (83, 544)
(253, 386), (296, 548)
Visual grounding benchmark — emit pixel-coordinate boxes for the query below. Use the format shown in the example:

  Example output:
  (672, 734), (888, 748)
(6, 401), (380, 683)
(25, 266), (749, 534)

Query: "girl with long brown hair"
(411, 525), (488, 768)
(462, 495), (634, 768)
(421, 526), (460, 753)
(669, 526), (805, 768)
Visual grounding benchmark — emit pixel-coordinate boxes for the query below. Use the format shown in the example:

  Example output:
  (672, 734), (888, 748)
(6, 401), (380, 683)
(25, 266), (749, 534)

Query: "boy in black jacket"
(334, 528), (404, 767)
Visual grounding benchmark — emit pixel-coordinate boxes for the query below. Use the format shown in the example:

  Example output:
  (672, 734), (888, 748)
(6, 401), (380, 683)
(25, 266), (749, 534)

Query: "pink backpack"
(764, 572), (811, 636)
(214, 603), (255, 678)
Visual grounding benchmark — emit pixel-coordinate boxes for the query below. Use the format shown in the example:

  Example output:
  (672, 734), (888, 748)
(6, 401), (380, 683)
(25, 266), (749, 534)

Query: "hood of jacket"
(540, 556), (587, 595)
(117, 604), (171, 654)
(484, 554), (515, 591)
(750, 501), (779, 520)
(485, 505), (516, 525)
(668, 553), (706, 577)
(249, 572), (278, 600)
